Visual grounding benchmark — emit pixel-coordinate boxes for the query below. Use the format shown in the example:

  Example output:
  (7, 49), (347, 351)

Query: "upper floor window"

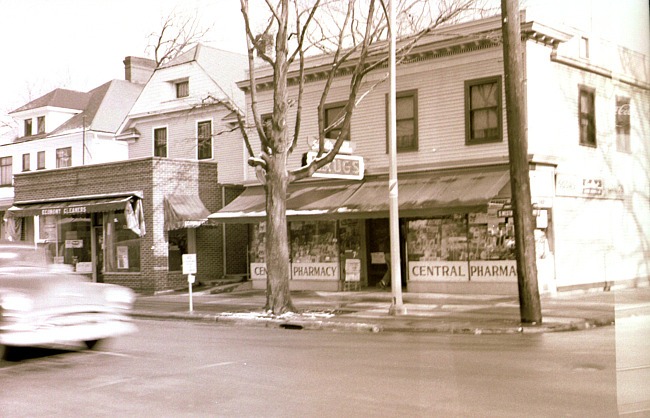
(56, 147), (72, 168)
(465, 76), (502, 145)
(176, 81), (189, 98)
(0, 157), (12, 186)
(261, 114), (273, 139)
(386, 90), (418, 152)
(324, 102), (349, 142)
(616, 96), (630, 153)
(24, 119), (32, 136)
(579, 87), (596, 147)
(197, 120), (212, 160)
(37, 116), (45, 134)
(22, 153), (30, 172)
(154, 127), (167, 157)
(37, 151), (45, 169)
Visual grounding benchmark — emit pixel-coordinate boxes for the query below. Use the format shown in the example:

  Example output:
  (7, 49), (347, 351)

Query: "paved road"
(0, 319), (623, 417)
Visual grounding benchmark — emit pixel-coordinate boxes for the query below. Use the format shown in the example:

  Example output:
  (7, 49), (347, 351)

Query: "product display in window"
(290, 221), (338, 263)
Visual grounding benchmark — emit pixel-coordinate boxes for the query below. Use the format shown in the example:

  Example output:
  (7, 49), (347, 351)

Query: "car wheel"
(84, 339), (102, 350)
(0, 344), (14, 361)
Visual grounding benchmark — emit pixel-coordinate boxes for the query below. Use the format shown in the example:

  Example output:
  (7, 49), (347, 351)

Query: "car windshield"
(0, 246), (48, 268)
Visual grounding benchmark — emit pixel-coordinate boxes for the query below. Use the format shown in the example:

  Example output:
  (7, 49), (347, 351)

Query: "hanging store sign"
(305, 152), (364, 180)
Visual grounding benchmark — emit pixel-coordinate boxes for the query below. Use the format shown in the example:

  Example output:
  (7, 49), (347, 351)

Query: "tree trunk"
(264, 155), (295, 314)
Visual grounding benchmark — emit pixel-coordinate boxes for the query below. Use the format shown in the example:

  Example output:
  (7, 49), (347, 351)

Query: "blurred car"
(0, 242), (137, 360)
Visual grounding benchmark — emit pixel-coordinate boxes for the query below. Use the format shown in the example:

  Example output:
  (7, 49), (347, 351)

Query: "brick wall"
(13, 157), (226, 294)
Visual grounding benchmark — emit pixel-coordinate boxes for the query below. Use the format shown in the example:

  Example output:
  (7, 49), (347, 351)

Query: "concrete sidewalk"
(130, 284), (650, 334)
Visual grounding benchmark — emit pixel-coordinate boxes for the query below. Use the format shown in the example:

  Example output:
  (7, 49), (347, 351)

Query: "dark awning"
(208, 167), (511, 224)
(164, 195), (211, 230)
(208, 181), (363, 224)
(337, 168), (511, 218)
(7, 195), (137, 217)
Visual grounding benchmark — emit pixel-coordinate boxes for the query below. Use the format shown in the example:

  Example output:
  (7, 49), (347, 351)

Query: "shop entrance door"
(93, 225), (104, 283)
(366, 218), (406, 287)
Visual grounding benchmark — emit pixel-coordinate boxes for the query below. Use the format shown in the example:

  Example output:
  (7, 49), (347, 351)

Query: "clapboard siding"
(244, 45), (511, 179)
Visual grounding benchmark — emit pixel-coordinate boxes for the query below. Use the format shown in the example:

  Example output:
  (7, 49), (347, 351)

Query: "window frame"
(153, 126), (168, 157)
(24, 119), (32, 136)
(197, 120), (213, 160)
(464, 76), (503, 145)
(37, 116), (45, 134)
(56, 147), (72, 168)
(385, 89), (419, 153)
(615, 95), (631, 153)
(175, 80), (189, 98)
(323, 101), (350, 142)
(22, 153), (30, 172)
(578, 85), (597, 148)
(0, 156), (12, 186)
(37, 151), (46, 170)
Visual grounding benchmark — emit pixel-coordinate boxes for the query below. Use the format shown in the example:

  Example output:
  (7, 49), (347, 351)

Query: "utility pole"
(388, 0), (405, 315)
(500, 0), (542, 324)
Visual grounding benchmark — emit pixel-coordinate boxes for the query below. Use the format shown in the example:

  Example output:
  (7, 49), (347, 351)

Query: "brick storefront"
(12, 157), (247, 294)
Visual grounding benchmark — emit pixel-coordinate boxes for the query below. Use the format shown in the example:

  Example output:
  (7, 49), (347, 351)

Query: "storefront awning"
(337, 168), (511, 218)
(208, 167), (511, 224)
(208, 181), (363, 224)
(7, 195), (137, 217)
(164, 195), (211, 230)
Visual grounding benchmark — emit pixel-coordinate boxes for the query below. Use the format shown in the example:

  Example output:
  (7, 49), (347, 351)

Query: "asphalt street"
(0, 318), (621, 417)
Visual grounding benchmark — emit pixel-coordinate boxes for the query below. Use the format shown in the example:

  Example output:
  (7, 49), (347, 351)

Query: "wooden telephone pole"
(501, 0), (542, 323)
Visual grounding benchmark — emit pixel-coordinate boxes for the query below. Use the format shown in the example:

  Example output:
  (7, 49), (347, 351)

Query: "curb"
(130, 311), (615, 335)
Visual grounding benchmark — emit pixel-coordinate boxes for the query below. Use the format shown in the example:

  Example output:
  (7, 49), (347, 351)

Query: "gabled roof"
(10, 88), (90, 114)
(161, 44), (248, 110)
(53, 79), (144, 134)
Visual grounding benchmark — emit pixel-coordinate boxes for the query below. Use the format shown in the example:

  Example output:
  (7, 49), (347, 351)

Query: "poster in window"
(117, 246), (129, 269)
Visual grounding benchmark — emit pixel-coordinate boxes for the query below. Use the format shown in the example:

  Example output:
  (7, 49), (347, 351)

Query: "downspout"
(222, 186), (227, 278)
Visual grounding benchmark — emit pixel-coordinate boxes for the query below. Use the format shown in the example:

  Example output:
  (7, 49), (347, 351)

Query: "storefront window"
(290, 221), (338, 263)
(104, 211), (140, 272)
(168, 229), (188, 271)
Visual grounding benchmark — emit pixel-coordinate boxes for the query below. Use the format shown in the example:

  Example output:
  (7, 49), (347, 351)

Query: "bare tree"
(238, 0), (492, 314)
(147, 9), (213, 67)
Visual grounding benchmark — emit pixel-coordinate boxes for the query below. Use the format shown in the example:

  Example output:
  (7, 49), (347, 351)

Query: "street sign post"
(182, 254), (197, 312)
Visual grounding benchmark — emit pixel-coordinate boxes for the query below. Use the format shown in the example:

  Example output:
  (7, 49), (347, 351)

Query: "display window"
(104, 212), (141, 273)
(168, 229), (188, 271)
(406, 213), (517, 282)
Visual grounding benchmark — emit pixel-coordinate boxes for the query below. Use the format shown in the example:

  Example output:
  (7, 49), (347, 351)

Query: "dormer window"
(176, 80), (189, 98)
(24, 119), (32, 136)
(37, 116), (45, 134)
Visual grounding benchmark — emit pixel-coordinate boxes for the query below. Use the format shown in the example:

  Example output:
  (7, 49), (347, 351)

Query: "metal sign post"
(182, 254), (197, 312)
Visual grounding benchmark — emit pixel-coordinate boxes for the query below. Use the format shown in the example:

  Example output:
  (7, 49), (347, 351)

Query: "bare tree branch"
(147, 9), (212, 67)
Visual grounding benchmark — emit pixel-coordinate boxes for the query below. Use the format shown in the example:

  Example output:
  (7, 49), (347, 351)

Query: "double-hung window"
(323, 102), (350, 142)
(579, 87), (596, 147)
(197, 121), (212, 160)
(0, 157), (12, 186)
(176, 81), (189, 98)
(37, 116), (45, 134)
(24, 119), (32, 136)
(22, 153), (30, 172)
(56, 147), (72, 168)
(465, 76), (502, 144)
(154, 127), (167, 157)
(37, 151), (45, 169)
(615, 96), (630, 153)
(386, 90), (418, 152)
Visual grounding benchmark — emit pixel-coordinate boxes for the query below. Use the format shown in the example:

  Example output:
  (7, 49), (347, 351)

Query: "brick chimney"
(123, 56), (157, 84)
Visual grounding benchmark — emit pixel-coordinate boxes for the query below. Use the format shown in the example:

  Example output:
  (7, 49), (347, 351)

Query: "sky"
(1, 0), (647, 139)
(0, 0), (248, 136)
